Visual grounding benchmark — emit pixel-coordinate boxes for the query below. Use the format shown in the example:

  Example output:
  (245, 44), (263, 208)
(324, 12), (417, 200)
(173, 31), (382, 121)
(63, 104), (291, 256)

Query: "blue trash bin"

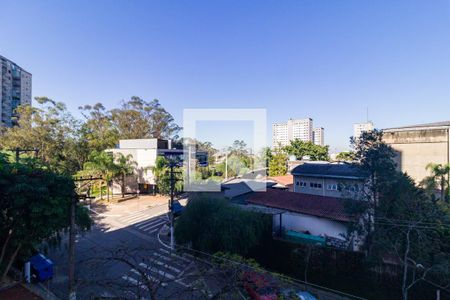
(30, 254), (53, 282)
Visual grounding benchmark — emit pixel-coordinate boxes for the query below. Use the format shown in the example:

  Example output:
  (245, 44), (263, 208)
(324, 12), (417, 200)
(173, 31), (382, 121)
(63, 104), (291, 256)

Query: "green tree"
(0, 154), (91, 283)
(79, 103), (119, 152)
(110, 97), (180, 140)
(228, 140), (248, 157)
(113, 153), (137, 198)
(0, 97), (86, 174)
(175, 196), (270, 255)
(151, 156), (183, 195)
(268, 148), (287, 176)
(283, 139), (329, 161)
(424, 163), (450, 202)
(260, 147), (273, 169)
(80, 151), (116, 200)
(345, 130), (450, 299)
(335, 151), (355, 161)
(196, 141), (218, 166)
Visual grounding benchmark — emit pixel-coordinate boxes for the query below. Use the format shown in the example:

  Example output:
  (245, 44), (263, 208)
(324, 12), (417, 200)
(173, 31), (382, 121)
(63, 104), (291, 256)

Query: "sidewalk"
(92, 194), (170, 216)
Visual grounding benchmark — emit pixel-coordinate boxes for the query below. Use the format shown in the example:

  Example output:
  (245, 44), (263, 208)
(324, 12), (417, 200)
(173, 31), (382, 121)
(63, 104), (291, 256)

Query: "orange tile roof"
(268, 175), (294, 186)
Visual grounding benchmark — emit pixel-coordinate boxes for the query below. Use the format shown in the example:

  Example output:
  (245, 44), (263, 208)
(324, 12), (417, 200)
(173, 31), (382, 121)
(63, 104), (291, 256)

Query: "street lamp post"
(225, 151), (228, 180)
(165, 157), (181, 250)
(169, 163), (175, 249)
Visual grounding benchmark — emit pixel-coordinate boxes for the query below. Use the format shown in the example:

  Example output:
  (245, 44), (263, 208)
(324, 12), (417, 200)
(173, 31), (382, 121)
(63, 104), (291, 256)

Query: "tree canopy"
(335, 151), (355, 161)
(0, 97), (86, 175)
(283, 139), (329, 161)
(345, 130), (450, 299)
(110, 97), (181, 140)
(268, 147), (287, 176)
(0, 96), (181, 176)
(175, 196), (270, 255)
(0, 153), (91, 283)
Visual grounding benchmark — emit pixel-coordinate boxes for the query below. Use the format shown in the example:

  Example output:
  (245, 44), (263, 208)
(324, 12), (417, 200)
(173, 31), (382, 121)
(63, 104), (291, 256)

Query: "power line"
(173, 244), (367, 300)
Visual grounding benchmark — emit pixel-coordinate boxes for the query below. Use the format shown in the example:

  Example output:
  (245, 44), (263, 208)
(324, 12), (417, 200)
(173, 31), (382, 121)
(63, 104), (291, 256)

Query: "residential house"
(246, 189), (356, 249)
(236, 162), (368, 250)
(291, 161), (366, 199)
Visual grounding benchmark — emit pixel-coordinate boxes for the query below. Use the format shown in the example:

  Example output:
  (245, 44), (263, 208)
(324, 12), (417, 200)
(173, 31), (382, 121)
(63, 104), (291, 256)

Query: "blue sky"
(2, 0), (450, 151)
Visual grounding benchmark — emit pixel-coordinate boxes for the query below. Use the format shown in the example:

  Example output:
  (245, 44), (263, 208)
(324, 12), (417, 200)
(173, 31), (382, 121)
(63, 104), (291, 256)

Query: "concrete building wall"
(20, 71), (32, 106)
(273, 211), (347, 240)
(313, 127), (324, 146)
(119, 138), (168, 149)
(383, 128), (450, 183)
(353, 122), (374, 139)
(273, 118), (315, 147)
(108, 148), (160, 194)
(272, 123), (289, 147)
(0, 56), (32, 127)
(293, 175), (364, 198)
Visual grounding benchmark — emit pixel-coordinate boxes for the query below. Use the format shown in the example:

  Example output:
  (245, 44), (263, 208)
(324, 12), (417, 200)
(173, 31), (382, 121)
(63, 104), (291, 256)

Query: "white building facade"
(107, 139), (208, 194)
(313, 127), (325, 146)
(353, 121), (374, 139)
(0, 55), (32, 127)
(272, 118), (316, 147)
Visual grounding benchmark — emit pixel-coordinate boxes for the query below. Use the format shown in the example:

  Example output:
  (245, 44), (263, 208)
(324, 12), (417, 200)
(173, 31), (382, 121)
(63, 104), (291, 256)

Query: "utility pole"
(68, 192), (77, 300)
(225, 152), (228, 180)
(69, 176), (103, 300)
(167, 162), (182, 250)
(169, 164), (175, 249)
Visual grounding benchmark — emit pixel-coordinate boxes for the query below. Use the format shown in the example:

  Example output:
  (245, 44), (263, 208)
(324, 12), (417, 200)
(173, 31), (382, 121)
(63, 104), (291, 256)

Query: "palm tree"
(426, 163), (450, 201)
(83, 151), (116, 200)
(113, 153), (137, 198)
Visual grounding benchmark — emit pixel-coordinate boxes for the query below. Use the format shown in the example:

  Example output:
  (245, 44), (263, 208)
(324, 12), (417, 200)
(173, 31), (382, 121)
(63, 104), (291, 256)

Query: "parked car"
(241, 271), (279, 300)
(296, 291), (317, 300)
(279, 288), (318, 300)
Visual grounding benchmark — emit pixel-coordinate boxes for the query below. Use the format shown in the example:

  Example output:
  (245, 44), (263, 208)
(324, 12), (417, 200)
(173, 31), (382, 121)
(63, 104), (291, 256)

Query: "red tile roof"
(268, 175), (293, 186)
(247, 189), (352, 222)
(268, 175), (294, 191)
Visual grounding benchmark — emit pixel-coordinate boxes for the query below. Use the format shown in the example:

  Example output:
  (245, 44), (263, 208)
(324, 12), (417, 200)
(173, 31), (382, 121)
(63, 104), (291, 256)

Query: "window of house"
(327, 184), (338, 191)
(309, 182), (322, 189)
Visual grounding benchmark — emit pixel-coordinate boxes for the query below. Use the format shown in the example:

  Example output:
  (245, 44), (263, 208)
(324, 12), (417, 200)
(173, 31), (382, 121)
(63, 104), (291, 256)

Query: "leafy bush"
(175, 196), (270, 255)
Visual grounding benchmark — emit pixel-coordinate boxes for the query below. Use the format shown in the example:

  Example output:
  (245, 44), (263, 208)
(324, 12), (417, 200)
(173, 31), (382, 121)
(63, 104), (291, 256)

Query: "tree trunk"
(402, 228), (411, 300)
(121, 173), (125, 198)
(1, 243), (21, 283)
(0, 229), (12, 267)
(100, 181), (103, 200)
(304, 246), (312, 283)
(107, 182), (110, 202)
(441, 176), (445, 201)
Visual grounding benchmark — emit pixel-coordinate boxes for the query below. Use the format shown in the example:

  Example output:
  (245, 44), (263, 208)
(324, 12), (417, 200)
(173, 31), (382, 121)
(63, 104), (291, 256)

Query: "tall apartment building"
(353, 121), (374, 139)
(313, 127), (325, 146)
(0, 56), (32, 127)
(272, 118), (315, 147)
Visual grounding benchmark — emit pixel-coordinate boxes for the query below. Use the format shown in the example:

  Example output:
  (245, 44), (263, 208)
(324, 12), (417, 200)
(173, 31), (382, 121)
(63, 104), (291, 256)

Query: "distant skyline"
(2, 0), (450, 151)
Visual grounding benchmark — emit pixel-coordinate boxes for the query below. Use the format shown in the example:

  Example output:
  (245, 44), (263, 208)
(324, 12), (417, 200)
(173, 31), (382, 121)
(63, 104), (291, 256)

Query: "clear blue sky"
(2, 0), (450, 151)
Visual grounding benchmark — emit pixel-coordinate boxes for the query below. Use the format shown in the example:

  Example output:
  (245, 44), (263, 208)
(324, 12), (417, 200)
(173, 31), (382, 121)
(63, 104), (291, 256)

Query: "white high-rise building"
(353, 121), (374, 139)
(272, 118), (314, 147)
(313, 127), (325, 146)
(0, 55), (32, 127)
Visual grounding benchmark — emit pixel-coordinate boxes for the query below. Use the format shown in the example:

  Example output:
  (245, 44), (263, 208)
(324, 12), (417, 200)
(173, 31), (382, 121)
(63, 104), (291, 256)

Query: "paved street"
(45, 196), (208, 300)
